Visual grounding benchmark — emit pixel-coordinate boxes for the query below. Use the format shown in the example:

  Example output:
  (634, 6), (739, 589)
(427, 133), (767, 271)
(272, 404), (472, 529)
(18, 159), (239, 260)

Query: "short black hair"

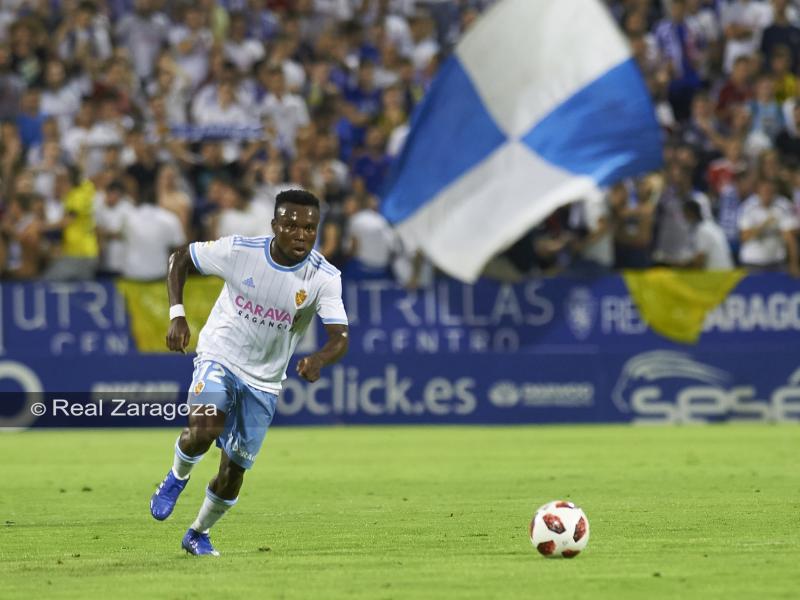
(683, 199), (702, 221)
(107, 180), (126, 193)
(274, 189), (320, 215)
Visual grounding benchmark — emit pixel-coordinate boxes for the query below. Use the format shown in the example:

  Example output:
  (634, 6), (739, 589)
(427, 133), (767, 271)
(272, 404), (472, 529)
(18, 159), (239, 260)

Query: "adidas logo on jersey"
(242, 277), (256, 288)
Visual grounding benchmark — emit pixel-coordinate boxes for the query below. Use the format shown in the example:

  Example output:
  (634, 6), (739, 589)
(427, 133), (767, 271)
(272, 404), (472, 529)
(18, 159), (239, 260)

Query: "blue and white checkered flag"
(382, 0), (663, 282)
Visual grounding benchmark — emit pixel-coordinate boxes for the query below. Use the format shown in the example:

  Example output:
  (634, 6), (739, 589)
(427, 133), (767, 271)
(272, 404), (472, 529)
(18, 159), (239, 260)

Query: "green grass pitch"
(1, 425), (798, 599)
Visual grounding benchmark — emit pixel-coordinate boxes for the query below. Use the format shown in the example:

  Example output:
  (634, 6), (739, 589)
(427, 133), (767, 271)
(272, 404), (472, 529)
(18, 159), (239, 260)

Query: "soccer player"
(150, 189), (349, 556)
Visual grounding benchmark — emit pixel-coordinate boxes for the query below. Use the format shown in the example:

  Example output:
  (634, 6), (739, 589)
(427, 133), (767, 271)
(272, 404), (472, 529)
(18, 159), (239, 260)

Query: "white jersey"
(189, 235), (348, 393)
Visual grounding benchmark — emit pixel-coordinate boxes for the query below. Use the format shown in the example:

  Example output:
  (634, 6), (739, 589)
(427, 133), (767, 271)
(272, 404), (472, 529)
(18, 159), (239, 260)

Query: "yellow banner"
(622, 269), (746, 344)
(115, 277), (224, 353)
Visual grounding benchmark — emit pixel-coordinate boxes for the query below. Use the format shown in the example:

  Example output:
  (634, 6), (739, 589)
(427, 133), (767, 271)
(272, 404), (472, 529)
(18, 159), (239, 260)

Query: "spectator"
(612, 177), (658, 269)
(223, 11), (265, 74)
(42, 174), (99, 280)
(40, 59), (83, 133)
(721, 0), (771, 74)
(94, 179), (132, 277)
(352, 126), (390, 196)
(168, 4), (214, 90)
(155, 163), (193, 239)
(718, 167), (754, 259)
(568, 193), (614, 273)
(208, 178), (271, 238)
(748, 74), (783, 144)
(55, 1), (112, 70)
(1, 192), (45, 279)
(123, 128), (161, 203)
(760, 0), (800, 73)
(115, 0), (171, 81)
(653, 162), (711, 266)
(707, 138), (746, 196)
(682, 199), (734, 269)
(777, 101), (800, 161)
(187, 139), (243, 203)
(408, 11), (439, 72)
(0, 43), (25, 120)
(343, 186), (398, 279)
(766, 44), (796, 103)
(256, 65), (310, 157)
(9, 18), (47, 87)
(115, 191), (186, 281)
(1, 121), (25, 197)
(654, 0), (703, 120)
(150, 53), (192, 125)
(15, 87), (45, 149)
(716, 54), (753, 125)
(681, 91), (725, 162)
(738, 177), (799, 274)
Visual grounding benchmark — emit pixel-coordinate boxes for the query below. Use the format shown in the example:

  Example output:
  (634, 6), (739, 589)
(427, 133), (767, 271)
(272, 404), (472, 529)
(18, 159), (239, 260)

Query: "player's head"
(271, 189), (321, 263)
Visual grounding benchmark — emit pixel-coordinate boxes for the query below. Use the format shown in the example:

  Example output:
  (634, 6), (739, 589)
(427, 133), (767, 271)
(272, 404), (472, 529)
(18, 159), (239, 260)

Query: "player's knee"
(186, 412), (225, 446)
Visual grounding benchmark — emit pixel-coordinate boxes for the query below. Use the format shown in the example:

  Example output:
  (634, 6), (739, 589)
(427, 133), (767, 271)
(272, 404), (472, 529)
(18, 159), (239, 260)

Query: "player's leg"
(181, 451), (244, 556)
(183, 384), (277, 556)
(151, 361), (233, 521)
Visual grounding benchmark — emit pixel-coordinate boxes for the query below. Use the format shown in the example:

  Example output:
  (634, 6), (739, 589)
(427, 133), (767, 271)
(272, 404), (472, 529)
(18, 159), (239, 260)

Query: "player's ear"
(271, 217), (277, 231)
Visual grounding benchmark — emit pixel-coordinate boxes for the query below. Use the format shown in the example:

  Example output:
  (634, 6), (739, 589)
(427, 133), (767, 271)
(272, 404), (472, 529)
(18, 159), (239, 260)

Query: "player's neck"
(269, 238), (303, 267)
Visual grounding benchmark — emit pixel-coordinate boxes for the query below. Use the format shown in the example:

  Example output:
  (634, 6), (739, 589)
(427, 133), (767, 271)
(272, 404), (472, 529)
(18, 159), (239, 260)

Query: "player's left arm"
(297, 274), (349, 382)
(296, 324), (349, 383)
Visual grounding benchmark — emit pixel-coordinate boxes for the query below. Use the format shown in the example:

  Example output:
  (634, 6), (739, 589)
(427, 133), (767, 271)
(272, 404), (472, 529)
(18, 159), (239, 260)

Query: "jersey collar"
(264, 237), (311, 272)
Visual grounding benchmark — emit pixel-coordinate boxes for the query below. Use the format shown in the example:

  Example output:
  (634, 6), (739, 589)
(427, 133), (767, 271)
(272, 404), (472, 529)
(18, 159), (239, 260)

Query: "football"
(528, 500), (590, 558)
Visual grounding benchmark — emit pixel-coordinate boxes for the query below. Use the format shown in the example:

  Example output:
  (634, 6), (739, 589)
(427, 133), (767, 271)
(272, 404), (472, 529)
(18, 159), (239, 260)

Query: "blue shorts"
(187, 360), (278, 470)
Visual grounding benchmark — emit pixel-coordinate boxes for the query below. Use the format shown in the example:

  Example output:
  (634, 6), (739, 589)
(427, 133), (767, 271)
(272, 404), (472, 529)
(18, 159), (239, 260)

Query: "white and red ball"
(528, 500), (590, 558)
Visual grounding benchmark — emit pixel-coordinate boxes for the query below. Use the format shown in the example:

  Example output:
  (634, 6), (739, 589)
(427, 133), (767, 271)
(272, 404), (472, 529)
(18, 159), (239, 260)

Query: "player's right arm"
(166, 237), (236, 352)
(165, 245), (198, 353)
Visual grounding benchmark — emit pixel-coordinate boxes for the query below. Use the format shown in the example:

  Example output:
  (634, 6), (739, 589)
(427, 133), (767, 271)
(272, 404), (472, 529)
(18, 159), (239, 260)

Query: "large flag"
(381, 0), (663, 282)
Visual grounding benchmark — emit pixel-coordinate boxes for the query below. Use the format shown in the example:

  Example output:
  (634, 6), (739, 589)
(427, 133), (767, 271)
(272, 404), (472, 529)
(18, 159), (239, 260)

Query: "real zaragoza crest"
(295, 289), (308, 307)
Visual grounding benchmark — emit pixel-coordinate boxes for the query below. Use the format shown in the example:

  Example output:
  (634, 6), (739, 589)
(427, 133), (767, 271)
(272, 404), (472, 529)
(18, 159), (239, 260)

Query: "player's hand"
(166, 317), (191, 353)
(296, 355), (323, 382)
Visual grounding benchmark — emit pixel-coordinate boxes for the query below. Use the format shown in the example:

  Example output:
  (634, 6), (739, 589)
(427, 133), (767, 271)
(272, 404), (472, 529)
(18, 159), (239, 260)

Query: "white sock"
(172, 437), (204, 480)
(191, 487), (238, 533)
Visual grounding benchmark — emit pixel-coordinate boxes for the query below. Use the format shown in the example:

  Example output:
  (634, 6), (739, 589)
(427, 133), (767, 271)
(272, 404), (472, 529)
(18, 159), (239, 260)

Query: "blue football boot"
(182, 528), (220, 556)
(150, 470), (189, 521)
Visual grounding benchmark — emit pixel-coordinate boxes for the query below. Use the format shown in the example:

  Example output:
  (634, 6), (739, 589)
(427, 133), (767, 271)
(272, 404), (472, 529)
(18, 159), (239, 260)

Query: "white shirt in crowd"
(116, 203), (186, 280)
(259, 93), (310, 154)
(94, 193), (133, 274)
(115, 10), (170, 79)
(189, 236), (348, 392)
(692, 220), (734, 270)
(168, 25), (214, 89)
(720, 0), (771, 73)
(40, 79), (85, 131)
(217, 201), (273, 238)
(347, 208), (399, 269)
(191, 83), (256, 123)
(82, 121), (125, 177)
(570, 195), (614, 267)
(223, 38), (266, 74)
(738, 195), (799, 265)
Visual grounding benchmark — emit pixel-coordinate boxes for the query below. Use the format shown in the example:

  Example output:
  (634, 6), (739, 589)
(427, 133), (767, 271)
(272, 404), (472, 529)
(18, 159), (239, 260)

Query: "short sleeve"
(778, 206), (799, 232)
(190, 236), (235, 279)
(316, 275), (348, 325)
(695, 227), (712, 256)
(737, 206), (756, 231)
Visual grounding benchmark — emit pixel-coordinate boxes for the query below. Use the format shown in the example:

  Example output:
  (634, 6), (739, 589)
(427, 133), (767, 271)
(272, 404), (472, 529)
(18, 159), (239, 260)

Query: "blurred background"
(0, 0), (799, 427)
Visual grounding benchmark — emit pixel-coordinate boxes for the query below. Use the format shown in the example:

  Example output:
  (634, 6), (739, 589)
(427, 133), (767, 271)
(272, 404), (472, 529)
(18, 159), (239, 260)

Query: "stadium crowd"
(1, 0), (800, 284)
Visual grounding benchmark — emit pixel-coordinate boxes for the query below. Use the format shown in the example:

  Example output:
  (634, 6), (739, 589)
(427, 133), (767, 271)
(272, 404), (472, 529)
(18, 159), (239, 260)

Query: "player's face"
(272, 203), (320, 262)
